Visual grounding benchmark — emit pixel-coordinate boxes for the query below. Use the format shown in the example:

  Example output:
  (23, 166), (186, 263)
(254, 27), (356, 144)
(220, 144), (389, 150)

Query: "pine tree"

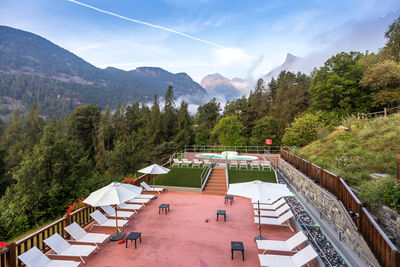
(146, 95), (163, 151)
(162, 85), (177, 141)
(174, 101), (193, 146)
(24, 102), (45, 149)
(113, 102), (128, 142)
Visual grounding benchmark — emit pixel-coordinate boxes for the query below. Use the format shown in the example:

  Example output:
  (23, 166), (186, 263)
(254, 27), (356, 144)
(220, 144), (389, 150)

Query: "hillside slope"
(295, 114), (400, 204)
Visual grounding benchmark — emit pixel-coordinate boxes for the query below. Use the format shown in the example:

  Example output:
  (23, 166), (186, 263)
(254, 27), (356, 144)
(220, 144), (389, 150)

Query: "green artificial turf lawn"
(228, 169), (276, 184)
(151, 166), (203, 188)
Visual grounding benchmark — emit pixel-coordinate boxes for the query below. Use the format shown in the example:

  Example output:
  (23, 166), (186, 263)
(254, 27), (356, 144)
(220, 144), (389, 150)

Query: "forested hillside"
(0, 26), (208, 119)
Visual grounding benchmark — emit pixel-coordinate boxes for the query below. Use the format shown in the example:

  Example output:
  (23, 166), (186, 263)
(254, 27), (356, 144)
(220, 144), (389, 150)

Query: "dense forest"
(0, 16), (400, 241)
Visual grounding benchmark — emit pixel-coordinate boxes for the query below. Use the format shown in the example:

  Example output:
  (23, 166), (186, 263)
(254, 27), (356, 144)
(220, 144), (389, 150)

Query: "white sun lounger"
(230, 160), (238, 169)
(118, 202), (143, 213)
(192, 158), (203, 167)
(262, 160), (272, 170)
(254, 211), (294, 231)
(181, 158), (193, 167)
(18, 246), (81, 267)
(251, 161), (260, 170)
(44, 233), (97, 264)
(258, 245), (318, 267)
(64, 222), (109, 249)
(89, 210), (128, 231)
(140, 181), (165, 194)
(239, 161), (248, 169)
(252, 198), (286, 210)
(128, 198), (151, 205)
(135, 194), (155, 199)
(172, 158), (182, 167)
(203, 159), (212, 167)
(253, 204), (291, 217)
(101, 205), (134, 219)
(256, 231), (308, 254)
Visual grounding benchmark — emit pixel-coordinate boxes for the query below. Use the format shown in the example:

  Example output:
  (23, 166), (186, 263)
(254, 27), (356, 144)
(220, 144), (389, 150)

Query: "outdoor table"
(159, 204), (170, 214)
(231, 241), (244, 261)
(225, 196), (234, 205)
(126, 232), (141, 248)
(217, 209), (226, 221)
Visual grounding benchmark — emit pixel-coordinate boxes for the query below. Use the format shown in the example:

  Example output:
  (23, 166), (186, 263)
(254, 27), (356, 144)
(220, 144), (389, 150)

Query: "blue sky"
(1, 0), (400, 82)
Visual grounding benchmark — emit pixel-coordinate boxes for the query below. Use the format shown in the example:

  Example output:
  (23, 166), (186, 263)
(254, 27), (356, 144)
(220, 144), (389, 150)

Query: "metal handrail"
(225, 158), (229, 191)
(184, 145), (281, 154)
(201, 166), (212, 190)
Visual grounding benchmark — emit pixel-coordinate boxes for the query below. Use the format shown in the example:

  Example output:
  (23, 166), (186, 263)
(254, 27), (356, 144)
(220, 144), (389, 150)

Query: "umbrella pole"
(109, 205), (125, 241)
(254, 200), (266, 241)
(115, 206), (119, 236)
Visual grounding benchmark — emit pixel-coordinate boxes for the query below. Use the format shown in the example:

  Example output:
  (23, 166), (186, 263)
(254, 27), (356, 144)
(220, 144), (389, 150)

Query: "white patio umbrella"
(138, 164), (170, 185)
(84, 182), (142, 241)
(227, 180), (294, 240)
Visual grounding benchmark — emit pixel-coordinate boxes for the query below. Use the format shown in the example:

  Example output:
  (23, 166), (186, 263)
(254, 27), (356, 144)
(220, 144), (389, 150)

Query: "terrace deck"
(80, 192), (300, 267)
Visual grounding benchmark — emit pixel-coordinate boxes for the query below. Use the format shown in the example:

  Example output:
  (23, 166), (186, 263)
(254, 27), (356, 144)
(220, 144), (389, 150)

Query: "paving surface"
(82, 191), (296, 267)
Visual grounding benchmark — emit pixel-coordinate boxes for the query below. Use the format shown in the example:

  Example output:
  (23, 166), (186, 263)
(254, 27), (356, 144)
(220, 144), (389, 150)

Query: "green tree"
(385, 16), (400, 62)
(24, 102), (45, 148)
(94, 106), (113, 172)
(113, 102), (128, 142)
(2, 110), (24, 171)
(309, 52), (370, 114)
(360, 60), (400, 108)
(146, 95), (163, 151)
(249, 116), (278, 146)
(162, 85), (177, 141)
(211, 116), (246, 146)
(195, 98), (221, 130)
(174, 101), (193, 146)
(281, 113), (322, 147)
(126, 101), (141, 133)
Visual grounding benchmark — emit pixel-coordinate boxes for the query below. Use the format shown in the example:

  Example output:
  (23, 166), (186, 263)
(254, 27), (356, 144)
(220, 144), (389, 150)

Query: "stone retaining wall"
(372, 206), (400, 249)
(278, 158), (379, 267)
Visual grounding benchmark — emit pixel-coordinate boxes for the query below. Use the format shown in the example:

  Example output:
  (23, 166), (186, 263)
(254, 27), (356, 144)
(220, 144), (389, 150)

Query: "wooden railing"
(358, 106), (400, 120)
(280, 148), (400, 267)
(1, 205), (96, 267)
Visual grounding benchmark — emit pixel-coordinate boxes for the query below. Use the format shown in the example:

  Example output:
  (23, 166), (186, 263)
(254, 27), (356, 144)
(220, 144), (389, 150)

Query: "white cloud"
(213, 47), (253, 67)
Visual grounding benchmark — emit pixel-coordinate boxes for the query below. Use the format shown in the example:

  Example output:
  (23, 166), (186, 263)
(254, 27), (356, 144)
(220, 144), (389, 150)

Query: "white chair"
(251, 161), (260, 170)
(101, 205), (134, 219)
(256, 231), (308, 254)
(65, 222), (109, 249)
(181, 158), (193, 167)
(140, 181), (165, 194)
(239, 161), (248, 169)
(192, 159), (203, 168)
(89, 210), (128, 231)
(254, 211), (295, 231)
(203, 159), (212, 167)
(18, 246), (80, 267)
(44, 233), (97, 264)
(252, 198), (286, 210)
(253, 204), (291, 217)
(230, 160), (238, 169)
(258, 245), (318, 267)
(262, 160), (272, 170)
(118, 202), (143, 213)
(172, 158), (182, 167)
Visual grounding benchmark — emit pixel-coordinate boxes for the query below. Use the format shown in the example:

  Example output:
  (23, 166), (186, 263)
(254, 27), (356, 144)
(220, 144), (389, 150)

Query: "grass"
(151, 166), (203, 188)
(228, 169), (276, 184)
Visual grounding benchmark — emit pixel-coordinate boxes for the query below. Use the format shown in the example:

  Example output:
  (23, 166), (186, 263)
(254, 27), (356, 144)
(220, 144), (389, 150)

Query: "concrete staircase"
(202, 166), (227, 196)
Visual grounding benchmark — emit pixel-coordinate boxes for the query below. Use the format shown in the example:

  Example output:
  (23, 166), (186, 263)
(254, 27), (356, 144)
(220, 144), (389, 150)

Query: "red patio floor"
(83, 192), (296, 267)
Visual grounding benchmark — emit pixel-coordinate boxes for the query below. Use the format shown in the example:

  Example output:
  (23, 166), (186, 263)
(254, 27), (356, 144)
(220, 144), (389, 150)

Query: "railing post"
(63, 213), (71, 238)
(384, 107), (387, 117)
(357, 113), (360, 120)
(392, 249), (400, 267)
(6, 242), (16, 267)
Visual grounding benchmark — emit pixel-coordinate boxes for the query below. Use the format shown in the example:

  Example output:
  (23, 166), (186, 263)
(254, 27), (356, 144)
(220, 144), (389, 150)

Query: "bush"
(282, 113), (322, 147)
(359, 177), (396, 206)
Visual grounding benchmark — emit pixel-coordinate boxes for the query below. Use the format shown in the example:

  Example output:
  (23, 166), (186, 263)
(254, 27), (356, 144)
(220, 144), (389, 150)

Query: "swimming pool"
(195, 153), (258, 160)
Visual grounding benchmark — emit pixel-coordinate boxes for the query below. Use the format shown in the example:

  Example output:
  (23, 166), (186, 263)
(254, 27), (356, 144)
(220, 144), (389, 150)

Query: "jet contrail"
(67, 0), (224, 48)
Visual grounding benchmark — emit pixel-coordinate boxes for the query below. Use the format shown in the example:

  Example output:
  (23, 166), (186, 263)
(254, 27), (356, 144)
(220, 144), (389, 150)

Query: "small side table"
(126, 232), (141, 248)
(217, 210), (226, 221)
(225, 196), (234, 205)
(231, 241), (244, 261)
(159, 204), (170, 214)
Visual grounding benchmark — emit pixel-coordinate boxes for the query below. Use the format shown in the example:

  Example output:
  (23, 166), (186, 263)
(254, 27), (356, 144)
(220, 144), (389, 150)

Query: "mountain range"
(0, 25), (208, 119)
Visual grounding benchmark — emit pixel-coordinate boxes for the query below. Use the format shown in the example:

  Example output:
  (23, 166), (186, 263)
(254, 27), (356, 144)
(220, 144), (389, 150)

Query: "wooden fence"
(358, 106), (400, 120)
(280, 148), (400, 267)
(0, 205), (96, 267)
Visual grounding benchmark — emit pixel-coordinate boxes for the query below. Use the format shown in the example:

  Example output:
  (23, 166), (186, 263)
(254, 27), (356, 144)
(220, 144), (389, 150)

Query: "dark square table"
(159, 204), (170, 214)
(126, 232), (141, 248)
(217, 209), (226, 221)
(225, 195), (234, 205)
(231, 241), (244, 261)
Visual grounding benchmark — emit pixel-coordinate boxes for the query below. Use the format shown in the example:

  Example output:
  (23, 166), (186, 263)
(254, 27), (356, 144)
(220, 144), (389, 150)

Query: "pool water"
(195, 153), (258, 160)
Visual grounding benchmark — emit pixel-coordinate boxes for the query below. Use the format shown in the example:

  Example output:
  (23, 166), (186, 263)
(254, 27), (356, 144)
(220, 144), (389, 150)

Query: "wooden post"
(357, 113), (360, 120)
(6, 242), (16, 267)
(63, 214), (71, 238)
(384, 107), (387, 117)
(392, 249), (400, 267)
(397, 155), (400, 182)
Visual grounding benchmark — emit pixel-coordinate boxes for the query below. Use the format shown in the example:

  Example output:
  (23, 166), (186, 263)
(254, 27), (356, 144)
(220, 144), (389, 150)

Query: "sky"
(0, 0), (400, 83)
